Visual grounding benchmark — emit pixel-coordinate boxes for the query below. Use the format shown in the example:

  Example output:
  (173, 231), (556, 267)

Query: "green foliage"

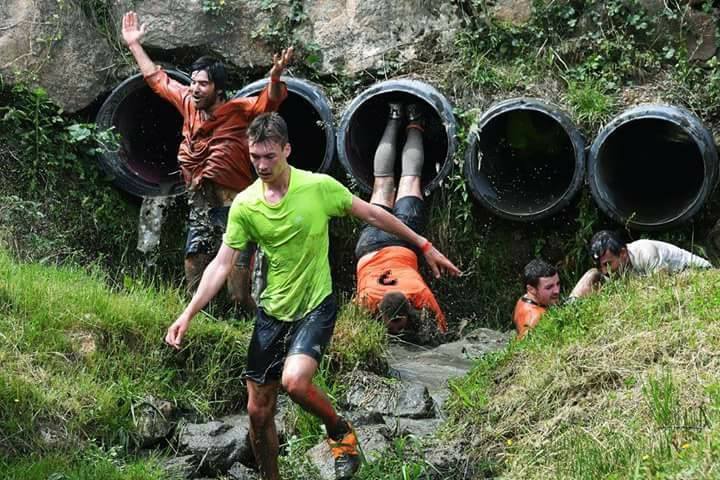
(0, 448), (165, 480)
(0, 82), (139, 267)
(563, 80), (617, 131)
(0, 249), (252, 455)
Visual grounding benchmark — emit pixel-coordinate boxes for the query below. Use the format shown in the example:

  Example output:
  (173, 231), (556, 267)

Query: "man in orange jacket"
(122, 11), (291, 310)
(354, 103), (447, 337)
(512, 259), (561, 339)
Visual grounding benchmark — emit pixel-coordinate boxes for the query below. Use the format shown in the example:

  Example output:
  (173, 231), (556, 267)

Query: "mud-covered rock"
(135, 395), (176, 447)
(382, 416), (442, 438)
(177, 416), (252, 473)
(227, 462), (259, 480)
(162, 454), (197, 479)
(343, 371), (434, 419)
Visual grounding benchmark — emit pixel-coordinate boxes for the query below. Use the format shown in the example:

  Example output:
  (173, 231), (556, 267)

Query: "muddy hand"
(270, 47), (294, 80)
(425, 247), (461, 279)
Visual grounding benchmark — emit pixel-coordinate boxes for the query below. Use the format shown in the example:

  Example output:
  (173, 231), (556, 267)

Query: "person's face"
(249, 140), (291, 183)
(528, 273), (561, 306)
(189, 70), (220, 110)
(597, 248), (629, 275)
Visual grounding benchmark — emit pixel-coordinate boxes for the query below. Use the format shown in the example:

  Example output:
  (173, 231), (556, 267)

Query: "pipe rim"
(337, 78), (458, 195)
(234, 76), (336, 173)
(588, 104), (718, 230)
(465, 97), (586, 221)
(96, 69), (190, 197)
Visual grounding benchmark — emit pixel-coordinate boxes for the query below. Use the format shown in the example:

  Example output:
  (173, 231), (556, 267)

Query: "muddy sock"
(374, 118), (401, 177)
(401, 126), (424, 177)
(327, 417), (350, 441)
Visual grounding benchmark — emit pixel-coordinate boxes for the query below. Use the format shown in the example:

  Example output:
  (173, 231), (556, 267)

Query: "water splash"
(137, 196), (171, 254)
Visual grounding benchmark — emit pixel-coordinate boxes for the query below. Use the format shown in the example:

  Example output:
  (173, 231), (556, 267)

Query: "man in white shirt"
(569, 230), (711, 298)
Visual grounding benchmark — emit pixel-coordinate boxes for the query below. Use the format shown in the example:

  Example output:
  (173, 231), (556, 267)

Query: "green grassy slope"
(447, 269), (720, 479)
(0, 250), (386, 478)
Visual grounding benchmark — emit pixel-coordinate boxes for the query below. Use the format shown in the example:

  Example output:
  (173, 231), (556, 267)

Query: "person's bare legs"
(281, 354), (341, 432)
(371, 105), (402, 208)
(246, 380), (281, 480)
(226, 265), (256, 312)
(397, 123), (424, 201)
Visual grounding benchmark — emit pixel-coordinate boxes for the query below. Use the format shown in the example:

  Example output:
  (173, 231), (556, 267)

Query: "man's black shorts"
(354, 196), (426, 259)
(242, 295), (337, 385)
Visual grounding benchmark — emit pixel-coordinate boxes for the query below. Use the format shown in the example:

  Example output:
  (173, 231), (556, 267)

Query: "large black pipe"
(588, 105), (718, 230)
(235, 77), (335, 173)
(465, 98), (586, 221)
(337, 79), (457, 195)
(95, 69), (189, 197)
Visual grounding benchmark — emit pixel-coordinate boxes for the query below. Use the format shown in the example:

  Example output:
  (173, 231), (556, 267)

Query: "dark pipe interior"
(243, 91), (327, 171)
(345, 92), (448, 189)
(475, 110), (576, 215)
(597, 119), (704, 224)
(115, 85), (183, 185)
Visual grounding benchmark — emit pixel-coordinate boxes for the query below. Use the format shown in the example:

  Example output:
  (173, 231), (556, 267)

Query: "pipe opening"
(344, 92), (448, 191)
(467, 104), (583, 220)
(96, 70), (189, 197)
(235, 78), (335, 173)
(338, 79), (457, 195)
(596, 119), (705, 225)
(115, 87), (183, 185)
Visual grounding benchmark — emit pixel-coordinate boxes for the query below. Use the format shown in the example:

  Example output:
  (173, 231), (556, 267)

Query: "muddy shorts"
(354, 196), (426, 259)
(185, 204), (254, 268)
(242, 295), (337, 385)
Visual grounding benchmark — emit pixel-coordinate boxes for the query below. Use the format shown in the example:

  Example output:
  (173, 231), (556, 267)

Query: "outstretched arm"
(122, 11), (157, 76)
(268, 47), (293, 102)
(165, 244), (239, 349)
(349, 196), (461, 278)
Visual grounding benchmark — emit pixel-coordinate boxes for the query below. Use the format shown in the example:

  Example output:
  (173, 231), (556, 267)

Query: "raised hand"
(269, 47), (294, 80)
(122, 11), (146, 47)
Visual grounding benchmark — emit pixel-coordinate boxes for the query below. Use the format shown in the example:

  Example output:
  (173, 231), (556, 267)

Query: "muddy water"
(387, 328), (512, 412)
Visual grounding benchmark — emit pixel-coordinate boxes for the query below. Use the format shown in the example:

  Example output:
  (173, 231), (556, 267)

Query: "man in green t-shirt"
(165, 112), (459, 480)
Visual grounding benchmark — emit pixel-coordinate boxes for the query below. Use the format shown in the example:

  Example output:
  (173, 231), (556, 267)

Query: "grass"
(0, 248), (387, 469)
(446, 269), (720, 478)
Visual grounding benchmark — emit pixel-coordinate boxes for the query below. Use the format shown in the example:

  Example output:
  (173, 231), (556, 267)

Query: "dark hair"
(523, 259), (558, 288)
(379, 291), (413, 322)
(247, 112), (289, 146)
(190, 56), (227, 99)
(588, 230), (627, 266)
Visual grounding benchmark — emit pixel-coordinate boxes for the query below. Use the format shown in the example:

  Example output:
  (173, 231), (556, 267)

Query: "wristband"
(421, 240), (433, 254)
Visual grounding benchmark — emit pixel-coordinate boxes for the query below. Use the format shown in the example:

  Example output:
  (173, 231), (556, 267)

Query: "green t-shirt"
(223, 167), (353, 321)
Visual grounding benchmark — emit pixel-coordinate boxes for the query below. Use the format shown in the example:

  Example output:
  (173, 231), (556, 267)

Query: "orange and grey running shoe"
(328, 422), (361, 479)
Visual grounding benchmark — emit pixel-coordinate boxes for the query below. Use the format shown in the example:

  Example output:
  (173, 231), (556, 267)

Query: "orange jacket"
(512, 296), (546, 339)
(145, 68), (287, 192)
(356, 246), (446, 333)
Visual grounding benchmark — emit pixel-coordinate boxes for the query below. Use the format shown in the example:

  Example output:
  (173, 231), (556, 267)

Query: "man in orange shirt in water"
(355, 103), (447, 337)
(512, 259), (561, 339)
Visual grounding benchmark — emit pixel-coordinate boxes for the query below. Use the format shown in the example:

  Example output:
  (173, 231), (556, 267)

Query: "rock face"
(0, 0), (115, 112)
(2, 0), (461, 112)
(490, 0), (533, 25)
(111, 0), (283, 68)
(302, 0), (461, 73)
